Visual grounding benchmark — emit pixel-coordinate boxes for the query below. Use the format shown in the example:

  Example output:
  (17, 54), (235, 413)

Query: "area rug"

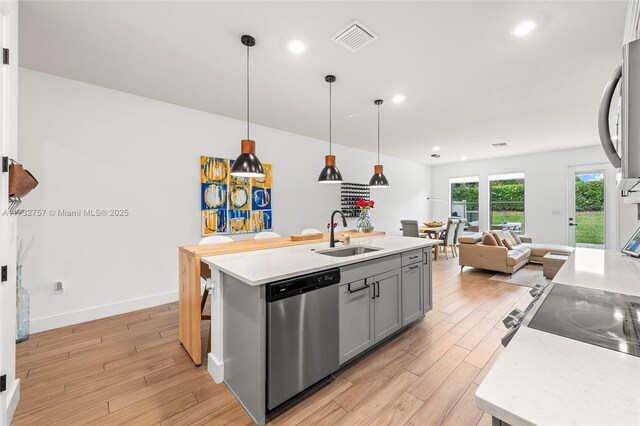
(490, 263), (551, 288)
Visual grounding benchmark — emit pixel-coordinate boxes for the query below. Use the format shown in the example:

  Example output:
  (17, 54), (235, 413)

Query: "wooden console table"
(178, 230), (385, 365)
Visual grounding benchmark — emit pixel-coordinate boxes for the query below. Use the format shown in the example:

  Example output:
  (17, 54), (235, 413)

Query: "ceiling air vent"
(332, 20), (378, 52)
(491, 142), (509, 148)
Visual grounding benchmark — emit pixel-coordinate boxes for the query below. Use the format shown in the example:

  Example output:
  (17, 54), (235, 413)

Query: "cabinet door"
(339, 278), (375, 365)
(402, 264), (423, 326)
(422, 248), (433, 313)
(373, 269), (402, 343)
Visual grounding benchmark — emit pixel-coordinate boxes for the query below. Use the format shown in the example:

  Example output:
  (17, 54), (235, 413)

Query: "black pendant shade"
(318, 75), (343, 184)
(369, 165), (390, 187)
(231, 35), (265, 178)
(318, 154), (343, 184)
(369, 99), (389, 188)
(231, 139), (264, 178)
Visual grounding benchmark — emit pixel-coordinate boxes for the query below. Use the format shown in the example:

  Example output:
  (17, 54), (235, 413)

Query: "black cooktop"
(528, 284), (640, 357)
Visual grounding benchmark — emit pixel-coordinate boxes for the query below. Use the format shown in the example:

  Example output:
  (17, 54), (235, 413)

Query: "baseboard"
(30, 290), (179, 333)
(5, 379), (20, 425)
(208, 352), (224, 384)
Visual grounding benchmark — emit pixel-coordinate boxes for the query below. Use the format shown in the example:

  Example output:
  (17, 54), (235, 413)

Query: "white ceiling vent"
(491, 142), (509, 148)
(332, 20), (378, 52)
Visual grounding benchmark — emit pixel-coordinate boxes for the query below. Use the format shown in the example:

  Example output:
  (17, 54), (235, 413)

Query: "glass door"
(568, 166), (606, 249)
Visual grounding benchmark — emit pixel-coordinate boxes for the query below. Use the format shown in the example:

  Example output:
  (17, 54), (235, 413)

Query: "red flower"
(356, 198), (375, 209)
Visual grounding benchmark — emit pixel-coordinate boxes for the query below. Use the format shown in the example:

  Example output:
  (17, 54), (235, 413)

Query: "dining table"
(419, 224), (447, 260)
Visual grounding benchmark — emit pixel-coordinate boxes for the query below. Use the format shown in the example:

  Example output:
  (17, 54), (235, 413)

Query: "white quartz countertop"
(476, 249), (640, 425)
(202, 235), (440, 286)
(552, 248), (640, 297)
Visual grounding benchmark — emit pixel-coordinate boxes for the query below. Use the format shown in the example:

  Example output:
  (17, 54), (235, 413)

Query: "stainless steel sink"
(316, 246), (383, 257)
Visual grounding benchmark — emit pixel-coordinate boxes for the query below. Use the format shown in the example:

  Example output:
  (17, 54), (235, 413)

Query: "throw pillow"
(502, 239), (513, 250)
(494, 230), (513, 246)
(509, 230), (522, 245)
(504, 231), (517, 246)
(490, 232), (504, 246)
(482, 232), (497, 246)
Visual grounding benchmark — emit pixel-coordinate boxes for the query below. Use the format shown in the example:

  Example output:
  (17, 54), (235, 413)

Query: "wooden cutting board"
(289, 233), (324, 241)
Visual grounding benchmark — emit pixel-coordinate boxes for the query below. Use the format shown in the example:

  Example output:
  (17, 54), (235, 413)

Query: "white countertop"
(553, 248), (640, 297)
(476, 248), (640, 426)
(202, 235), (440, 286)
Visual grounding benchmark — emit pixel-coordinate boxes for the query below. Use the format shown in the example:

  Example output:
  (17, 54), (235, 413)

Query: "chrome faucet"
(330, 210), (348, 248)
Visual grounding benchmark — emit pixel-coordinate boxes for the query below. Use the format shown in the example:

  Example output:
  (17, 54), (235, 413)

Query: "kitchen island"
(201, 234), (440, 425)
(475, 248), (640, 426)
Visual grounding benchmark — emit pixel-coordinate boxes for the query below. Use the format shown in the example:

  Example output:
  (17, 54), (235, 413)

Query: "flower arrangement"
(355, 198), (375, 209)
(17, 237), (34, 268)
(355, 198), (375, 232)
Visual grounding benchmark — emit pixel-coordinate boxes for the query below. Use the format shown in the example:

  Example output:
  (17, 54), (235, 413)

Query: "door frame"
(567, 163), (617, 249)
(0, 1), (18, 424)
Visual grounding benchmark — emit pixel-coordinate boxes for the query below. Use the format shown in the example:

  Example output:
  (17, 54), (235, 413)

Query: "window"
(489, 173), (525, 233)
(450, 177), (479, 232)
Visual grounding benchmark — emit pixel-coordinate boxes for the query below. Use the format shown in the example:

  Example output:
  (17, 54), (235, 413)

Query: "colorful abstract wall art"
(201, 156), (272, 235)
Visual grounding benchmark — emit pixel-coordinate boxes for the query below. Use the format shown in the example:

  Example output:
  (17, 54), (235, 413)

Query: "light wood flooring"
(13, 257), (533, 425)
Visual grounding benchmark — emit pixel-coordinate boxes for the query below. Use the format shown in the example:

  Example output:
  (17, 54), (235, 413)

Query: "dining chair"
(452, 219), (466, 257)
(200, 235), (234, 245)
(254, 231), (281, 239)
(400, 220), (421, 238)
(301, 228), (322, 235)
(440, 219), (459, 260)
(198, 235), (233, 352)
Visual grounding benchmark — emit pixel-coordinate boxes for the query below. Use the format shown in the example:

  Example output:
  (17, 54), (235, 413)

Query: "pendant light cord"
(329, 81), (332, 155)
(246, 44), (250, 140)
(377, 103), (380, 164)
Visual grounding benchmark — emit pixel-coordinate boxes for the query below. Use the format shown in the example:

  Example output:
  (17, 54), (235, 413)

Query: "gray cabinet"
(373, 269), (402, 342)
(422, 248), (433, 313)
(402, 263), (423, 326)
(338, 278), (375, 364)
(339, 248), (433, 365)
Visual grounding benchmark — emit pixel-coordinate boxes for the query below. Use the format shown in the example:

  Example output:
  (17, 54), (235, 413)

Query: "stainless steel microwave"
(598, 38), (640, 198)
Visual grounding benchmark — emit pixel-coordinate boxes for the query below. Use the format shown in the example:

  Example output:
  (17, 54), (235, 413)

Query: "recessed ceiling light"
(288, 39), (307, 54)
(511, 20), (536, 36)
(392, 94), (406, 103)
(460, 156), (467, 161)
(433, 146), (441, 152)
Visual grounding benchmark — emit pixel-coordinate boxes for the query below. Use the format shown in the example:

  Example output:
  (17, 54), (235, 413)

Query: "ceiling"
(19, 1), (628, 165)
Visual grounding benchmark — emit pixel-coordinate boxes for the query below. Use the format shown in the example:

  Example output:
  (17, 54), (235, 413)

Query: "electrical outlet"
(54, 281), (64, 294)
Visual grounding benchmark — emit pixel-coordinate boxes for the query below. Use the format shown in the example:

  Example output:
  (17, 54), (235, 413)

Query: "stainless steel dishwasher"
(266, 268), (340, 410)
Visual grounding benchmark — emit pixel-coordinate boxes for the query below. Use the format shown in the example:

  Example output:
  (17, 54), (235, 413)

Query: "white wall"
(431, 146), (639, 249)
(17, 69), (431, 332)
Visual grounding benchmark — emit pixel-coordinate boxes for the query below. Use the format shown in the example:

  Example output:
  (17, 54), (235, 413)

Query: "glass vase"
(16, 265), (30, 343)
(356, 208), (375, 233)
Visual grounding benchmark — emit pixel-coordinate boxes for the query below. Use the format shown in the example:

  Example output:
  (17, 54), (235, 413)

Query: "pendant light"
(369, 99), (389, 187)
(231, 35), (265, 178)
(318, 75), (344, 184)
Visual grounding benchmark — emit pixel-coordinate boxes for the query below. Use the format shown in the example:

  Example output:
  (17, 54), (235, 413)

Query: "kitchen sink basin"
(316, 246), (383, 257)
